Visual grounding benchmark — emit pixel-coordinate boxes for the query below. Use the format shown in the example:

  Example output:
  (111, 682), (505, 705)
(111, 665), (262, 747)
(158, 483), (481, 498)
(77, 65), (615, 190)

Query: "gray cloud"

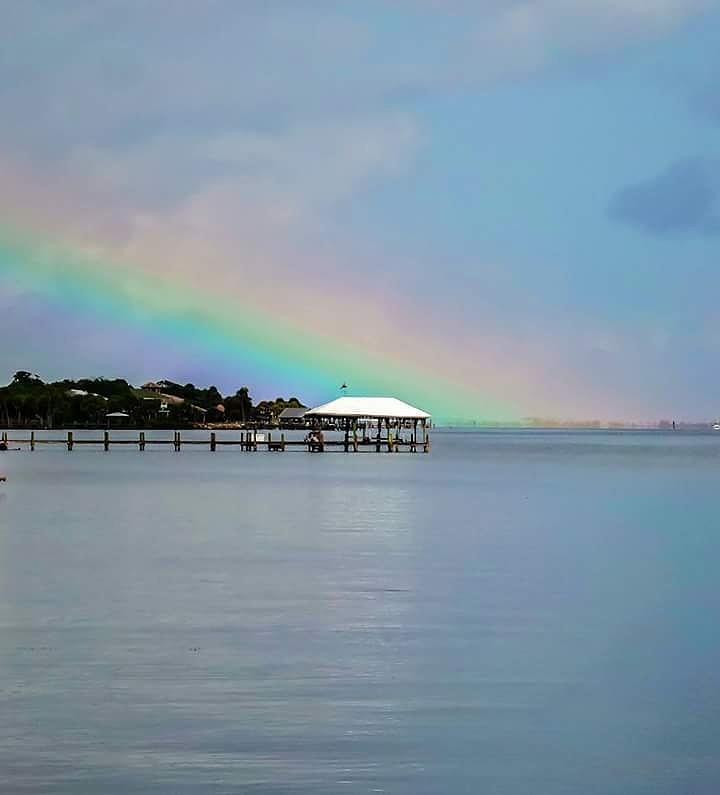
(608, 158), (720, 237)
(2, 2), (716, 154)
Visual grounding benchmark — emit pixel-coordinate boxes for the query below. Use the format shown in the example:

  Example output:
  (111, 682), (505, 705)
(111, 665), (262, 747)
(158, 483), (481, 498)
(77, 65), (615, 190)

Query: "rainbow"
(0, 227), (519, 423)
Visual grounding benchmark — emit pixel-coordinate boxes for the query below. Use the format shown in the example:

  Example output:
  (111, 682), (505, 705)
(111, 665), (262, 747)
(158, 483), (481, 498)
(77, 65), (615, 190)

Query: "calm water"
(1, 429), (720, 794)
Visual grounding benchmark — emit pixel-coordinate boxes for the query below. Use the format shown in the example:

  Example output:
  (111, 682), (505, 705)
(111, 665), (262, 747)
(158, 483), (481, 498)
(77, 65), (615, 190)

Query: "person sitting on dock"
(305, 429), (325, 452)
(0, 442), (7, 452)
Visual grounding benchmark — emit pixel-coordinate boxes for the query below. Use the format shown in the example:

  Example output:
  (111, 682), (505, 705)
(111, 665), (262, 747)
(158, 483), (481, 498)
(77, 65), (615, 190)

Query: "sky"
(1, 0), (720, 422)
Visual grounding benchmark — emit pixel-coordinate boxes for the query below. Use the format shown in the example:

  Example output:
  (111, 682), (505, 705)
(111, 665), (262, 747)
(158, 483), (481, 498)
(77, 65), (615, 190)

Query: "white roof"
(305, 396), (430, 420)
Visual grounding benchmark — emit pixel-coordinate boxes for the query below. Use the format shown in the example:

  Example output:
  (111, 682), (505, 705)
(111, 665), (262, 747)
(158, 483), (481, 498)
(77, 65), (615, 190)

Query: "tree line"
(0, 371), (305, 429)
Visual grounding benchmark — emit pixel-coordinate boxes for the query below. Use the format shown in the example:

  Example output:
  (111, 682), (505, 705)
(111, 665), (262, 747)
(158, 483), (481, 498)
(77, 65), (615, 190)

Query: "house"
(278, 407), (308, 428)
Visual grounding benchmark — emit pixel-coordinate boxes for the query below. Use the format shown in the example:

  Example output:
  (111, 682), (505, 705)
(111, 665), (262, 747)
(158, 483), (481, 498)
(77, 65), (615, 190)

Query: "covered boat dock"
(304, 396), (431, 452)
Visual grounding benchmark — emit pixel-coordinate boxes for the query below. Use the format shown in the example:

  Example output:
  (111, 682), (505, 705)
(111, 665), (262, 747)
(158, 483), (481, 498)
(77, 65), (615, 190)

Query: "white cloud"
(62, 113), (421, 227)
(448, 0), (718, 80)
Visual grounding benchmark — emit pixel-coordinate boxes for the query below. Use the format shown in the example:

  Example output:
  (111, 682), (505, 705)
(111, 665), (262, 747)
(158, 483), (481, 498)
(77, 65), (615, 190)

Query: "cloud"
(0, 0), (712, 222)
(62, 114), (421, 218)
(2, 2), (716, 150)
(466, 0), (716, 74)
(1, 1), (715, 213)
(608, 158), (720, 237)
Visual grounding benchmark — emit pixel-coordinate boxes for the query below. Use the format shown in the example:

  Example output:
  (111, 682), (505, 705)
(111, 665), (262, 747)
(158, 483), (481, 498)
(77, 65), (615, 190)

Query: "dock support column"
(210, 432), (216, 452)
(67, 431), (73, 451)
(376, 420), (382, 453)
(344, 419), (349, 453)
(30, 431), (35, 451)
(387, 419), (393, 453)
(423, 419), (430, 453)
(104, 431), (110, 452)
(281, 432), (286, 451)
(139, 432), (146, 451)
(353, 421), (358, 452)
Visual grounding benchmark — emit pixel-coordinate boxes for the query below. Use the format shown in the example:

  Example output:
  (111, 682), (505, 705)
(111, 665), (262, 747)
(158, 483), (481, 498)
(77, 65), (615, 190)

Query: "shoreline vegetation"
(0, 371), (303, 430)
(0, 372), (715, 431)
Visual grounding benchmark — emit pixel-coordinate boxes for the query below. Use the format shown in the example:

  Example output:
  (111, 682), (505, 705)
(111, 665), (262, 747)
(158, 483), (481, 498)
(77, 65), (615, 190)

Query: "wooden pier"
(0, 429), (430, 453)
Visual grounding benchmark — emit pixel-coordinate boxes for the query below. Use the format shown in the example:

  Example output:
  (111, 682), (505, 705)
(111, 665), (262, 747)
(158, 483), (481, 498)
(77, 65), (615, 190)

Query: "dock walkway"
(0, 430), (430, 453)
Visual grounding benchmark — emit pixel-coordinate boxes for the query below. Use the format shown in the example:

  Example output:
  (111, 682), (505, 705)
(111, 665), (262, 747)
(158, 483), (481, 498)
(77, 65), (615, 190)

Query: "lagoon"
(1, 429), (719, 793)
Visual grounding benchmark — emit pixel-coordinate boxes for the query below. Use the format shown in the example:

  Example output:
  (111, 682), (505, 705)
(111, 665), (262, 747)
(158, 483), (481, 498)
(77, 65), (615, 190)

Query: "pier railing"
(0, 430), (430, 453)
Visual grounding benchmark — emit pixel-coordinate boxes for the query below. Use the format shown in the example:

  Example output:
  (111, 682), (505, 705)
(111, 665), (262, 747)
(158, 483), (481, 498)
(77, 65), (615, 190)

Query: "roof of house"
(279, 407), (307, 419)
(305, 396), (430, 420)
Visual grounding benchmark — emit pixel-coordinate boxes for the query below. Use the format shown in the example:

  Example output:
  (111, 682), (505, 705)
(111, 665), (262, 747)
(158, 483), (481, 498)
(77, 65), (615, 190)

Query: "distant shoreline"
(2, 423), (716, 433)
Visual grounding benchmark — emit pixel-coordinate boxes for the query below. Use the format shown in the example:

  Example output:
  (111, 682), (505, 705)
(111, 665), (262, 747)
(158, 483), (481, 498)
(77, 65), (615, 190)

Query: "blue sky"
(1, 1), (720, 419)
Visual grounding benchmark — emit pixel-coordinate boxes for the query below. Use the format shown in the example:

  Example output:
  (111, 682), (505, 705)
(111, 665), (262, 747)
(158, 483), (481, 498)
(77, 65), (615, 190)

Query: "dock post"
(175, 431), (181, 451)
(104, 430), (110, 452)
(268, 432), (272, 451)
(353, 422), (358, 452)
(139, 432), (146, 451)
(210, 432), (216, 451)
(281, 432), (286, 451)
(387, 419), (393, 453)
(253, 429), (257, 451)
(30, 431), (35, 451)
(67, 431), (73, 451)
